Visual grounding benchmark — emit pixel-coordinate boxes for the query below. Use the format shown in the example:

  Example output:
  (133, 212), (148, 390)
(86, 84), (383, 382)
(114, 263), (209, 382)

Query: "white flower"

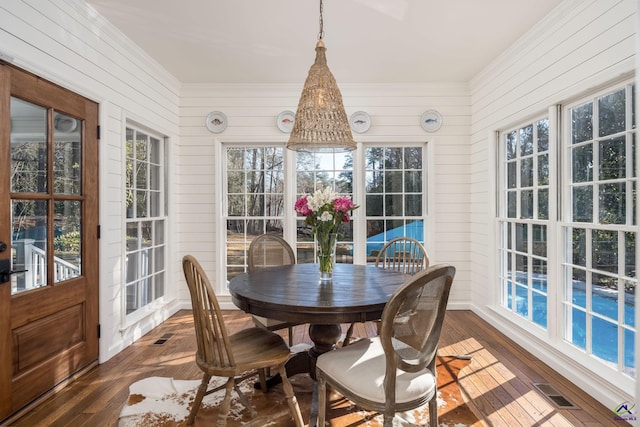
(307, 187), (337, 212)
(319, 211), (333, 222)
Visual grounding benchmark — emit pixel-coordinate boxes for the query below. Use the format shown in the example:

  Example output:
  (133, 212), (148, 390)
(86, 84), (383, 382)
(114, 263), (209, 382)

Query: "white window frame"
(493, 79), (637, 395)
(215, 138), (433, 292)
(123, 123), (168, 323)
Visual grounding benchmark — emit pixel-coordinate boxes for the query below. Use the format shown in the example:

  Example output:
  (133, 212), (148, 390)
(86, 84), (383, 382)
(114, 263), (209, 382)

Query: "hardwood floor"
(8, 310), (630, 427)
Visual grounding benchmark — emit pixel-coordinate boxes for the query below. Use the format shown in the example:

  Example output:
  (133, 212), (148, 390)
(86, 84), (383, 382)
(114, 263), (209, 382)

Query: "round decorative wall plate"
(349, 111), (371, 133)
(420, 110), (443, 132)
(277, 110), (295, 133)
(205, 111), (227, 133)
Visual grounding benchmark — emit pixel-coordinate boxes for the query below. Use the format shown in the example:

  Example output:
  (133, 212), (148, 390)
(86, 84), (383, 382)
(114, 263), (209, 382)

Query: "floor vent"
(153, 333), (174, 345)
(533, 383), (578, 409)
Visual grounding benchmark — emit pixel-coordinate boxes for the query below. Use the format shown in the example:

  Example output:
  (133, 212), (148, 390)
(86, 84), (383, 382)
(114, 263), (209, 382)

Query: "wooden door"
(0, 64), (99, 420)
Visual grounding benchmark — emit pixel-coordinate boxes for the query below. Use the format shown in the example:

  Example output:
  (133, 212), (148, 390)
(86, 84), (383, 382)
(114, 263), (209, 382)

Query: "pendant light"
(286, 0), (356, 152)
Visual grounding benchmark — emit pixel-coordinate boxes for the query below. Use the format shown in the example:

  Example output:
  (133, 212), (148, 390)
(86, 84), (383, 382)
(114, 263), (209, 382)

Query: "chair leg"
(317, 374), (327, 426)
(288, 326), (294, 346)
(429, 394), (438, 427)
(342, 323), (355, 346)
(216, 377), (235, 427)
(187, 373), (211, 425)
(277, 364), (304, 427)
(258, 368), (268, 392)
(233, 382), (257, 418)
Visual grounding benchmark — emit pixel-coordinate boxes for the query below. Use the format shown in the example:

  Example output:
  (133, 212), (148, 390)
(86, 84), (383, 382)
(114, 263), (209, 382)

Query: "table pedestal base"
(256, 323), (342, 389)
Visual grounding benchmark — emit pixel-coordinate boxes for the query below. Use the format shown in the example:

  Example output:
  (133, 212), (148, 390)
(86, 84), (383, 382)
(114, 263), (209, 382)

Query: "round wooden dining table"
(228, 263), (408, 382)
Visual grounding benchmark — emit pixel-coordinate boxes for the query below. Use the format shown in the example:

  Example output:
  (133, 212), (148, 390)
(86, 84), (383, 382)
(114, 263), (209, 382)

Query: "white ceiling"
(85, 0), (564, 84)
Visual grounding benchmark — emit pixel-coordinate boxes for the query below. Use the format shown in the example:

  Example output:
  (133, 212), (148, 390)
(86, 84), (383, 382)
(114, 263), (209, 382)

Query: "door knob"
(0, 259), (26, 284)
(0, 268), (27, 284)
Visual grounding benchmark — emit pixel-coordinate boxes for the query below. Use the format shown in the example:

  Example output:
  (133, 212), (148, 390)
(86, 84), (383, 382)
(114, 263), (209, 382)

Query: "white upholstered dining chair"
(316, 263), (455, 427)
(343, 236), (430, 345)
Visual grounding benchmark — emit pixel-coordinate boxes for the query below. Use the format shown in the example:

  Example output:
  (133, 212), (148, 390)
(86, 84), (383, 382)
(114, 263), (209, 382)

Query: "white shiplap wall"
(469, 0), (636, 408)
(178, 83), (472, 308)
(0, 0), (181, 362)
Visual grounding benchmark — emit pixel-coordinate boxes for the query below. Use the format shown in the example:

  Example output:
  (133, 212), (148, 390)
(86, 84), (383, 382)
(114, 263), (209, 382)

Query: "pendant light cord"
(318, 0), (324, 40)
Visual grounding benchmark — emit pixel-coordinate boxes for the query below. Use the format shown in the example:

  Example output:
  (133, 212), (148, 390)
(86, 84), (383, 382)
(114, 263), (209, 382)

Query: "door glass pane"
(10, 97), (47, 194)
(11, 200), (48, 295)
(53, 112), (81, 194)
(53, 200), (81, 282)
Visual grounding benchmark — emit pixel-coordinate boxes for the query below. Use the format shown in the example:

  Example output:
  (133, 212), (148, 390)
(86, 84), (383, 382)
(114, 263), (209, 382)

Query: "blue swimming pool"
(507, 274), (635, 371)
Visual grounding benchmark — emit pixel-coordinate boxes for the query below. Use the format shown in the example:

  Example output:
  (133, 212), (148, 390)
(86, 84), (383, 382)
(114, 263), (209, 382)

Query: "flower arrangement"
(294, 187), (358, 279)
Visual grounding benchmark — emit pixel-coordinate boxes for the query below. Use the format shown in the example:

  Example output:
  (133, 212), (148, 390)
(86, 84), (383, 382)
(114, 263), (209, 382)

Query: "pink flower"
(294, 196), (312, 216)
(333, 197), (355, 213)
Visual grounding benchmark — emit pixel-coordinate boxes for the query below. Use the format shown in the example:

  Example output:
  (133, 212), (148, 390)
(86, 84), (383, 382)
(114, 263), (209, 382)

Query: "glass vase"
(316, 232), (337, 283)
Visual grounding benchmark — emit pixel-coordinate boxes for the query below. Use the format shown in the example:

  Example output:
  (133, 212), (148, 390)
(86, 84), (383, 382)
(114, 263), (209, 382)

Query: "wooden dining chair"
(182, 255), (304, 427)
(343, 236), (429, 345)
(248, 234), (302, 345)
(375, 236), (429, 274)
(317, 264), (455, 427)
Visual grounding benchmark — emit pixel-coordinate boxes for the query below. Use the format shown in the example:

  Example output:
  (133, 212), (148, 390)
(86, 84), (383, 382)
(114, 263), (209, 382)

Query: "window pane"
(572, 186), (593, 222)
(599, 137), (625, 180)
(53, 113), (82, 195)
(592, 317), (617, 364)
(405, 194), (422, 216)
(11, 200), (48, 294)
(625, 232), (635, 278)
(572, 228), (587, 267)
(507, 191), (516, 218)
(599, 182), (625, 224)
(572, 102), (593, 144)
(572, 144), (593, 183)
(404, 147), (422, 169)
(404, 171), (422, 193)
(11, 98), (47, 194)
(228, 194), (245, 216)
(538, 154), (549, 186)
(507, 162), (517, 189)
(592, 230), (618, 274)
(515, 223), (527, 253)
(520, 158), (533, 187)
(532, 225), (546, 257)
(385, 194), (403, 216)
(385, 171), (403, 192)
(366, 195), (383, 216)
(506, 131), (517, 160)
(53, 200), (81, 283)
(520, 125), (534, 156)
(385, 148), (403, 168)
(537, 119), (549, 152)
(592, 273), (617, 320)
(598, 88), (625, 137)
(538, 188), (549, 220)
(521, 190), (533, 219)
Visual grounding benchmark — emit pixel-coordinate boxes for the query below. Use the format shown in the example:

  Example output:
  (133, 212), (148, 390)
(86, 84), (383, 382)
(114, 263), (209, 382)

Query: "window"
(496, 80), (637, 379)
(124, 126), (167, 315)
(221, 143), (428, 285)
(295, 150), (354, 264)
(563, 84), (636, 376)
(224, 146), (285, 281)
(498, 117), (550, 328)
(364, 147), (425, 262)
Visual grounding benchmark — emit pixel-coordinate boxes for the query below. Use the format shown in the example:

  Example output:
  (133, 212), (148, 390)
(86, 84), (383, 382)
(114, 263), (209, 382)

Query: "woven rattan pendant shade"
(286, 40), (356, 152)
